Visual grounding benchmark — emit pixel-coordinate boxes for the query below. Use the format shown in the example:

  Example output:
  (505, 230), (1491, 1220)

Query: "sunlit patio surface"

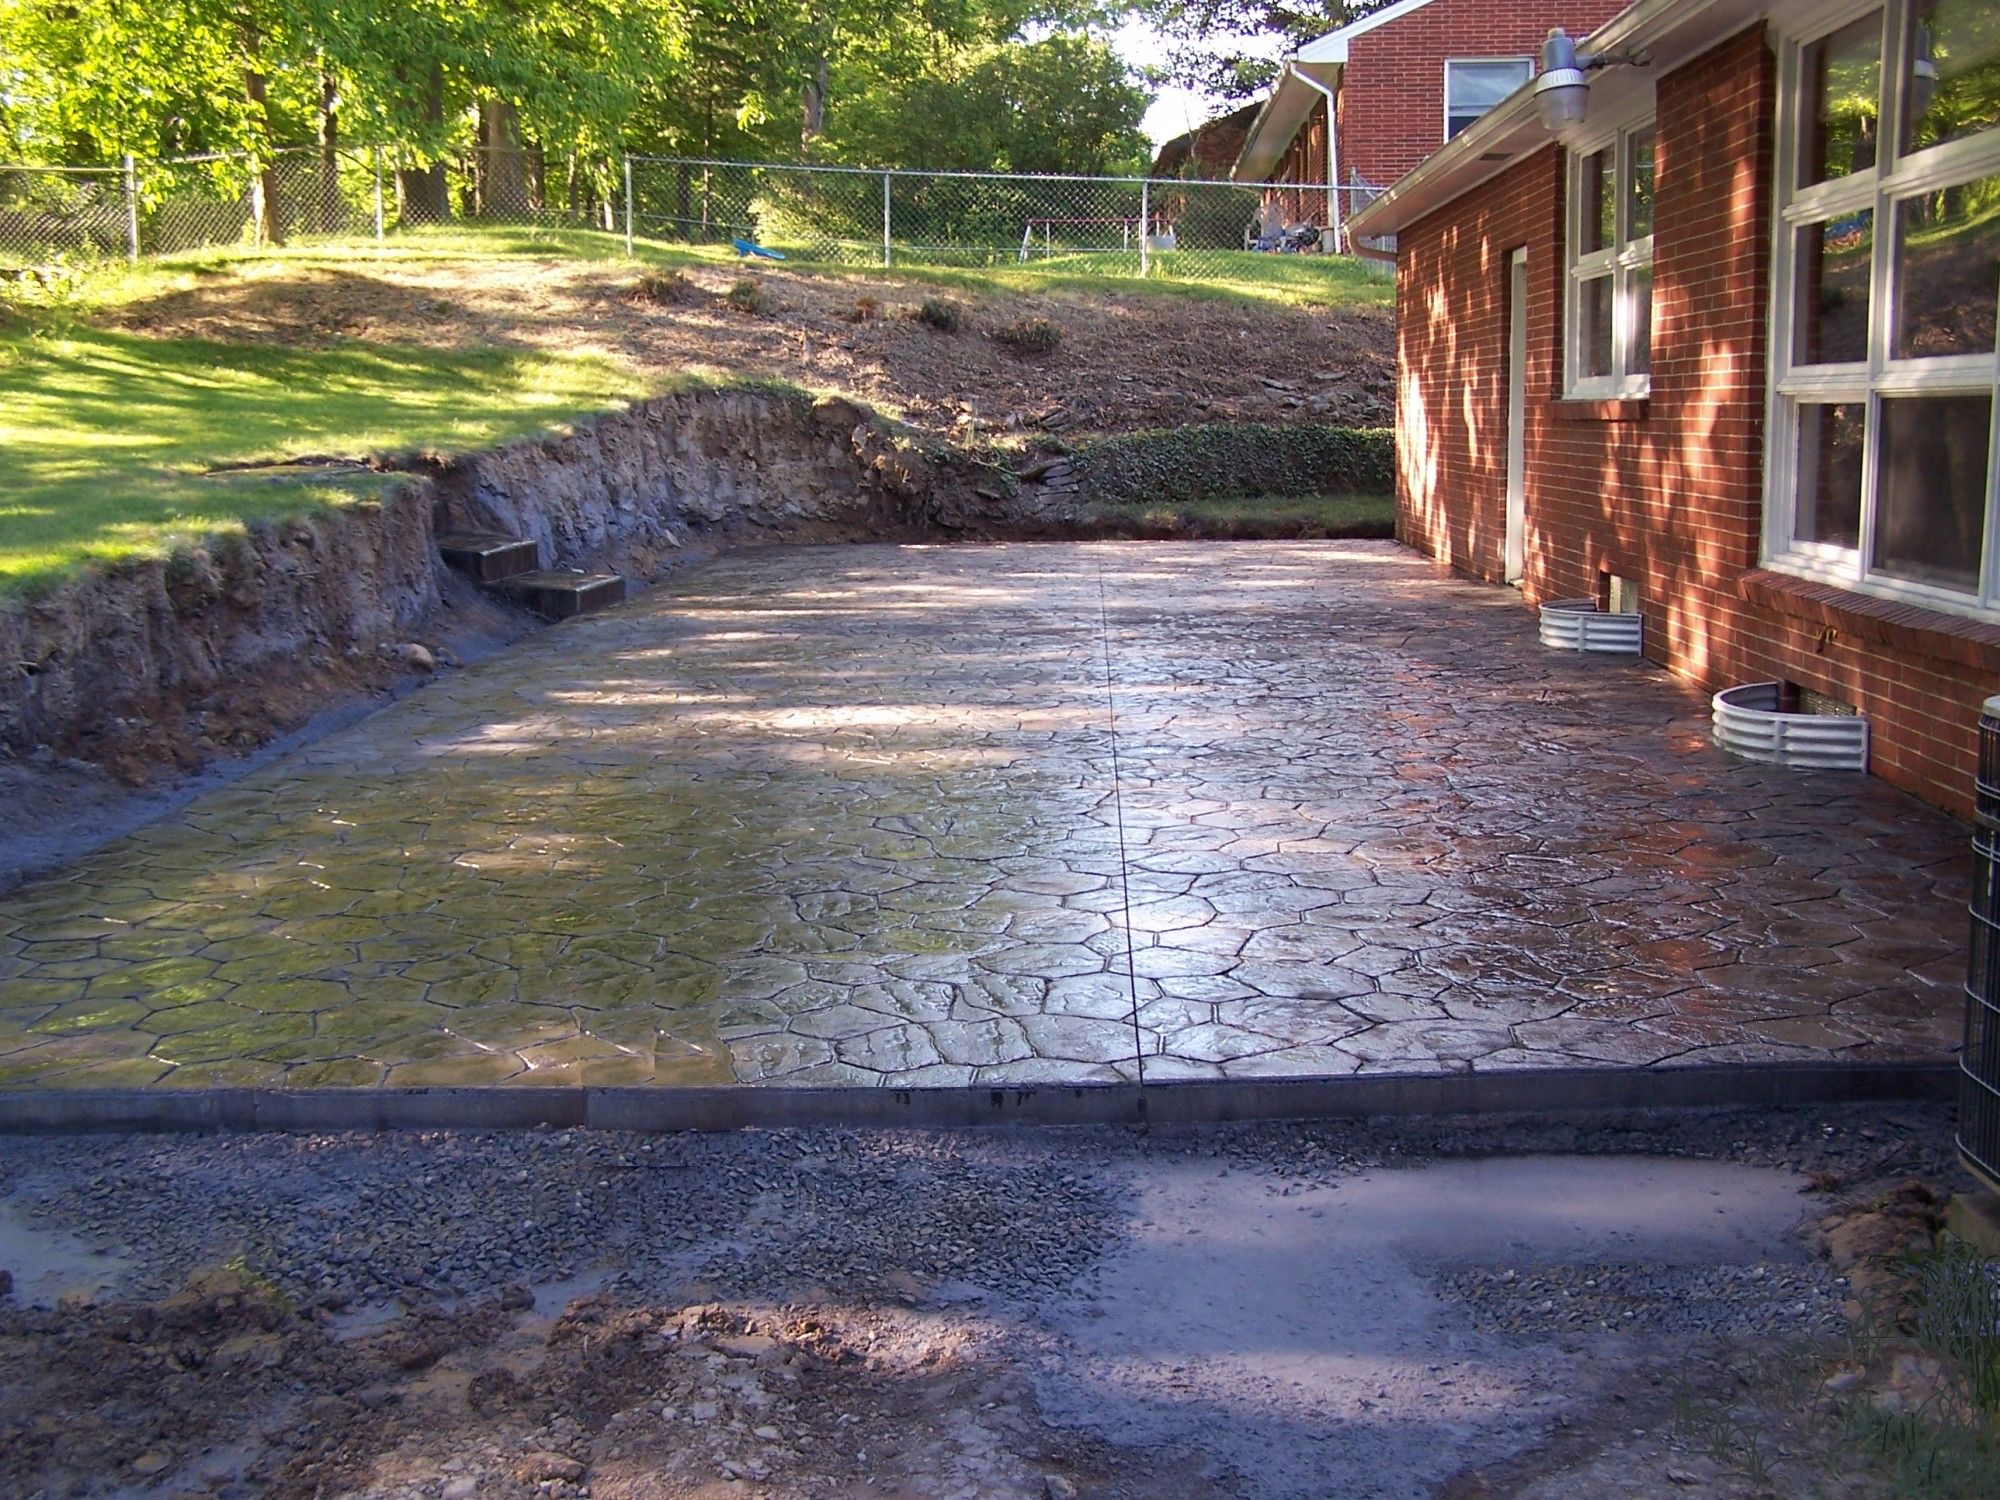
(0, 541), (1970, 1091)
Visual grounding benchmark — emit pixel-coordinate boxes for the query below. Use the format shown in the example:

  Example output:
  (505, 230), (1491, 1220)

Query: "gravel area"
(0, 1103), (1981, 1499)
(1435, 1261), (1849, 1339)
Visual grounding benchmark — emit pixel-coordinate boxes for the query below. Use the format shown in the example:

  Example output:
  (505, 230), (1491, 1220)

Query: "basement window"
(1564, 121), (1655, 400)
(1766, 0), (2000, 621)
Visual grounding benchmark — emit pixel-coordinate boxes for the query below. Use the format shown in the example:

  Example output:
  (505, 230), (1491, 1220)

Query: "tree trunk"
(316, 67), (341, 234)
(525, 142), (546, 214)
(239, 23), (284, 247)
(476, 98), (526, 217)
(801, 56), (828, 154)
(394, 62), (449, 223)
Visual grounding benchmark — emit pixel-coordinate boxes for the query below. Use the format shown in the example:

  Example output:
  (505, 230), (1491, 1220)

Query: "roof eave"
(1345, 0), (1764, 240)
(1229, 60), (1341, 183)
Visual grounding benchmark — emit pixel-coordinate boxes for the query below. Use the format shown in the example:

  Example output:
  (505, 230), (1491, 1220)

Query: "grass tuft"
(994, 316), (1062, 355)
(913, 298), (962, 332)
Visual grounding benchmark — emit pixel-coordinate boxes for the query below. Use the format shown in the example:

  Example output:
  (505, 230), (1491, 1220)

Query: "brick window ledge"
(1552, 398), (1650, 423)
(1739, 568), (2000, 672)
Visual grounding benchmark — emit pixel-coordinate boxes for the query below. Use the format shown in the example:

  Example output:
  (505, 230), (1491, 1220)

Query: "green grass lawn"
(84, 222), (1392, 317)
(0, 327), (646, 595)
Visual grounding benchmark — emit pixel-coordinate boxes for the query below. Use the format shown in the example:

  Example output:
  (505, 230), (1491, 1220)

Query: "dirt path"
(0, 1106), (1968, 1497)
(108, 256), (1395, 441)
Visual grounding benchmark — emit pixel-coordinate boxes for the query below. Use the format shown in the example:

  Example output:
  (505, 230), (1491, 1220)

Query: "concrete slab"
(0, 541), (1972, 1094)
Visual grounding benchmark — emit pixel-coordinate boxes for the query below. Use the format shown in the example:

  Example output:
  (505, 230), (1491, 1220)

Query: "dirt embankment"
(0, 483), (441, 783)
(110, 255), (1396, 438)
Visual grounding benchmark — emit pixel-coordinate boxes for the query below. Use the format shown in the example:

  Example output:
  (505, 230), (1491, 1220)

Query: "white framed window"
(1564, 121), (1656, 398)
(1445, 58), (1534, 140)
(1765, 0), (2000, 619)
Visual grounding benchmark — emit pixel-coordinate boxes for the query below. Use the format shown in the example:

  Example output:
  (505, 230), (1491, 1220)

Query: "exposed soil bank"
(0, 388), (1387, 887)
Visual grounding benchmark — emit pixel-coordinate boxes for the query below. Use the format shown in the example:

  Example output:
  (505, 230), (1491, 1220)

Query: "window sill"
(1552, 398), (1650, 423)
(1739, 567), (2000, 671)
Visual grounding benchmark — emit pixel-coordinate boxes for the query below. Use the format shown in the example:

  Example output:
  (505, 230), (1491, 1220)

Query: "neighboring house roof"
(1295, 0), (1445, 63)
(1345, 0), (1767, 241)
(1151, 101), (1263, 180)
(1232, 0), (1447, 182)
(1230, 61), (1341, 183)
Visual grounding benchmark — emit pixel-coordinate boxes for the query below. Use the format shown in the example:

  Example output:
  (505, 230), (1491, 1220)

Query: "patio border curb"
(0, 1060), (1956, 1135)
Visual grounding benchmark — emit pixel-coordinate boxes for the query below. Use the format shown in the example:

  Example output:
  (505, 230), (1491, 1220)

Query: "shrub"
(913, 298), (961, 332)
(1074, 423), (1394, 507)
(630, 268), (693, 305)
(994, 317), (1062, 355)
(725, 279), (767, 315)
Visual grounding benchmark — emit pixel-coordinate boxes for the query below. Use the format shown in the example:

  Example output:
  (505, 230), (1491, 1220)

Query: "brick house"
(1151, 101), (1262, 180)
(1345, 0), (2000, 817)
(1231, 0), (1628, 243)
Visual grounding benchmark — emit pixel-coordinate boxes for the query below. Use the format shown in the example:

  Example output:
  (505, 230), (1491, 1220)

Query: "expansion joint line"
(1095, 561), (1148, 1101)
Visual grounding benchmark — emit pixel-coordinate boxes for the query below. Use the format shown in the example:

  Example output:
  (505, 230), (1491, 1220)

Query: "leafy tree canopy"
(0, 0), (1152, 170)
(1140, 0), (1387, 102)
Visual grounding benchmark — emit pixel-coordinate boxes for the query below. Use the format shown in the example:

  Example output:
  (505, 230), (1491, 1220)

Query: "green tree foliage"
(819, 33), (1150, 173)
(0, 0), (1151, 173)
(1140, 0), (1387, 102)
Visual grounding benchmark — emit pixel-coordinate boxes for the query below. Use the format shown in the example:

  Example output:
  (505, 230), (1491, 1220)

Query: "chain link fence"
(0, 146), (626, 272)
(627, 155), (1379, 281)
(0, 165), (129, 269)
(2, 147), (1382, 281)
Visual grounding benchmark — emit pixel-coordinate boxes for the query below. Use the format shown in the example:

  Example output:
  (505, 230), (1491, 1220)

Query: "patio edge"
(0, 1060), (1957, 1135)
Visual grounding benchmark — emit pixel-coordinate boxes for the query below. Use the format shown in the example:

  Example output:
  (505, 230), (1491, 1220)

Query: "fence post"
(371, 146), (385, 243)
(1139, 179), (1150, 278)
(881, 172), (892, 268)
(623, 154), (635, 256)
(122, 154), (140, 263)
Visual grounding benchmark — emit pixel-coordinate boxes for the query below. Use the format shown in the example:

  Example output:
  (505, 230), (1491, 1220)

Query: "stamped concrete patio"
(0, 541), (1971, 1092)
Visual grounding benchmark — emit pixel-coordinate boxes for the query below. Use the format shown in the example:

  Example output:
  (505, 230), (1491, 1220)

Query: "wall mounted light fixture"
(1534, 28), (1650, 132)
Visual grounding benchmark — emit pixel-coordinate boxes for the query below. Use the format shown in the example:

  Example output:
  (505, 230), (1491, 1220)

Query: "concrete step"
(437, 532), (540, 583)
(490, 569), (628, 621)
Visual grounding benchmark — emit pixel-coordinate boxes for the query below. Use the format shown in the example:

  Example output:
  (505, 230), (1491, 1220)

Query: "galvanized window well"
(1962, 695), (2000, 1194)
(1538, 598), (1643, 654)
(1710, 681), (1870, 770)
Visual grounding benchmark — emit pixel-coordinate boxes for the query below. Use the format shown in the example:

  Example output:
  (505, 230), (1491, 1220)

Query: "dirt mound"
(0, 1276), (1198, 1499)
(110, 255), (1395, 438)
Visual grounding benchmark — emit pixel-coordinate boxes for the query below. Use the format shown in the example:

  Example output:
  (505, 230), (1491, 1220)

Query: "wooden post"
(122, 154), (140, 263)
(1139, 179), (1150, 277)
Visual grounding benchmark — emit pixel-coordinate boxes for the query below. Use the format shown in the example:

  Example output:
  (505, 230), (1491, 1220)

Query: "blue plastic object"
(731, 236), (786, 260)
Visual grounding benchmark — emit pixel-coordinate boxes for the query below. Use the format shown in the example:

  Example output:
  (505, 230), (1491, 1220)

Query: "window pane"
(1800, 12), (1884, 185)
(1872, 393), (1993, 593)
(1629, 264), (1654, 374)
(1628, 128), (1656, 239)
(1904, 0), (2000, 155)
(1578, 148), (1613, 254)
(1893, 171), (2000, 358)
(1795, 402), (1865, 548)
(1794, 211), (1874, 364)
(1447, 59), (1534, 112)
(1579, 274), (1615, 377)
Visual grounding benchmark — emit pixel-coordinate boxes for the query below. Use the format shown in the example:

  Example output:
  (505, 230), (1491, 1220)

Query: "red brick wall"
(1395, 22), (1999, 817)
(1342, 0), (1627, 189)
(1266, 106), (1333, 227)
